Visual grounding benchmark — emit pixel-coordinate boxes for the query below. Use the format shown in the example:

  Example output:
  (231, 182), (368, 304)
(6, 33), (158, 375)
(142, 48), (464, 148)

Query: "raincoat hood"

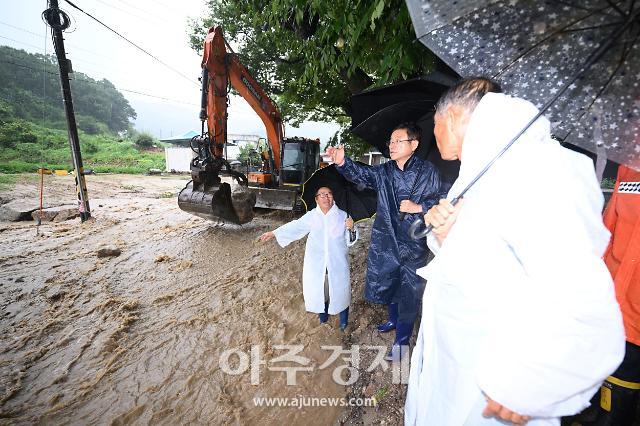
(456, 92), (549, 193)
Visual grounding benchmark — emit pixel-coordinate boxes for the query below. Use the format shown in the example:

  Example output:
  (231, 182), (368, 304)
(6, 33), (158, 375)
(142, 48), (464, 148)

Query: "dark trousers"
(562, 341), (640, 426)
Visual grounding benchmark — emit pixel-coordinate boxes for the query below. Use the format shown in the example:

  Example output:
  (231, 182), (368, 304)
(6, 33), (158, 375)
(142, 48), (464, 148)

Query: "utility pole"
(43, 0), (91, 221)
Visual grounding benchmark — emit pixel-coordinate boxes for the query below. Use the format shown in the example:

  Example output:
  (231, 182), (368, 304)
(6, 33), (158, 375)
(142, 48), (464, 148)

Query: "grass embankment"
(0, 121), (165, 174)
(0, 173), (19, 190)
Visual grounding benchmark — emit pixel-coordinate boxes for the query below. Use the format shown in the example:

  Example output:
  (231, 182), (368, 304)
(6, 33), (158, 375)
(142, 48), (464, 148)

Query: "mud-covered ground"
(0, 174), (410, 425)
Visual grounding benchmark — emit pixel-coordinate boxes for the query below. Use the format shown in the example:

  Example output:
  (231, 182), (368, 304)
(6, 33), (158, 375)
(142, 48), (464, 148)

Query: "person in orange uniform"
(597, 164), (640, 425)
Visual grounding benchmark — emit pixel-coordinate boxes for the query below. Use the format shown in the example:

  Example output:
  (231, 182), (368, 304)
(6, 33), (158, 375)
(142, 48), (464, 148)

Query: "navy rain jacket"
(337, 155), (443, 322)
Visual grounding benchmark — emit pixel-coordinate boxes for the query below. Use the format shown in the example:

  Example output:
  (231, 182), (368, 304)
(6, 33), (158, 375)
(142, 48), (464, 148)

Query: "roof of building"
(160, 130), (199, 142)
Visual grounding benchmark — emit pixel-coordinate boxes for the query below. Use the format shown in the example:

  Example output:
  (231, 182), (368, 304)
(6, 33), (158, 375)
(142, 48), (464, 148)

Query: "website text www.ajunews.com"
(253, 395), (377, 409)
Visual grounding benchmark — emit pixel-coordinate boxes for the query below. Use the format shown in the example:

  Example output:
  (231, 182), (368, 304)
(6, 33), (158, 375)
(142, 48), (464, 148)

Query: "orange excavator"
(178, 26), (321, 224)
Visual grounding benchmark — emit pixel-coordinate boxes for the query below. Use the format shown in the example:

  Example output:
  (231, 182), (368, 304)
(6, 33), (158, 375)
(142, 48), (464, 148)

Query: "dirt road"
(0, 174), (408, 425)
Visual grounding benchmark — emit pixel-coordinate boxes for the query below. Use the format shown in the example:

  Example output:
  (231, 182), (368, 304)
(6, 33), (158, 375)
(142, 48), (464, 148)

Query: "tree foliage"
(0, 47), (163, 173)
(189, 0), (437, 154)
(238, 142), (260, 165)
(0, 46), (136, 133)
(134, 132), (156, 149)
(0, 119), (37, 148)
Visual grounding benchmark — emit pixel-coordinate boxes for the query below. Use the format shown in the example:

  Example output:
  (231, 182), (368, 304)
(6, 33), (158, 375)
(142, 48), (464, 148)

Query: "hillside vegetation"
(0, 46), (165, 173)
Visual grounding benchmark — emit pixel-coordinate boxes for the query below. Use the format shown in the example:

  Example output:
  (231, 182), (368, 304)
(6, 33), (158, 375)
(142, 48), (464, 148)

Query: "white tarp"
(165, 147), (194, 172)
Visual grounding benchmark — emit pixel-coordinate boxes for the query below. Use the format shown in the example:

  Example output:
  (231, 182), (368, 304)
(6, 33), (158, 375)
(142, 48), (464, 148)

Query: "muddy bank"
(0, 174), (408, 425)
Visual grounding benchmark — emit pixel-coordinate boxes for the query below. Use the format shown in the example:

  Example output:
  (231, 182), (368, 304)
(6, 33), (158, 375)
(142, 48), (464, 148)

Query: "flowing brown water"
(0, 175), (352, 425)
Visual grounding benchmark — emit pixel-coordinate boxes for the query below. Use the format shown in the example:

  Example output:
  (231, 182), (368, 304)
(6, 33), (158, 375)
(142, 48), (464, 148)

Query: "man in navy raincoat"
(327, 122), (443, 359)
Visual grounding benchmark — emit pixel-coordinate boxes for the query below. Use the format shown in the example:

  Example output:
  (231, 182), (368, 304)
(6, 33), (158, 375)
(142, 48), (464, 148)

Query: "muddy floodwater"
(0, 174), (376, 425)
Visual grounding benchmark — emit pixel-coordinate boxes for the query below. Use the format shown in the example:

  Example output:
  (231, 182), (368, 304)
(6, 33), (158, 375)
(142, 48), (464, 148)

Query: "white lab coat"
(273, 204), (356, 315)
(405, 93), (625, 425)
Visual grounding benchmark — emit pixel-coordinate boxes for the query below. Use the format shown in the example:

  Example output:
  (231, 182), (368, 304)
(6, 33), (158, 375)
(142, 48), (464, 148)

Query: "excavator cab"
(247, 137), (320, 211)
(280, 138), (320, 187)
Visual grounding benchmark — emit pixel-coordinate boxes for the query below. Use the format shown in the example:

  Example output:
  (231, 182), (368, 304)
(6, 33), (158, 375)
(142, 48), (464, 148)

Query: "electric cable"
(0, 35), (44, 51)
(113, 0), (169, 24)
(60, 0), (199, 87)
(0, 22), (124, 61)
(91, 0), (165, 27)
(0, 59), (198, 106)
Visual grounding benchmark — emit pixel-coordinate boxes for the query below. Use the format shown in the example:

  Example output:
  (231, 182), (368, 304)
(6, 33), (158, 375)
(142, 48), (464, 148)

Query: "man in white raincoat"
(259, 186), (356, 329)
(404, 78), (625, 425)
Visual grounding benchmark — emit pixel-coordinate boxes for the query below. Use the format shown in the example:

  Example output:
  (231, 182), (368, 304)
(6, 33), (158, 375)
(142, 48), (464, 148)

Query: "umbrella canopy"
(350, 75), (460, 185)
(350, 73), (457, 129)
(352, 100), (436, 155)
(351, 100), (460, 185)
(301, 164), (377, 222)
(406, 0), (640, 169)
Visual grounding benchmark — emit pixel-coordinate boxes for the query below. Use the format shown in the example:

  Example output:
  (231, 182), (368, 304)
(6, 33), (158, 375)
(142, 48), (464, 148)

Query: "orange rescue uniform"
(603, 165), (640, 346)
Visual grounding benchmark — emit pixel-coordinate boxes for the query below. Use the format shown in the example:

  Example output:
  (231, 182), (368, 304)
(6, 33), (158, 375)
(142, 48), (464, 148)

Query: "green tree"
(238, 143), (261, 165)
(0, 119), (37, 148)
(134, 132), (156, 149)
(0, 46), (136, 133)
(189, 0), (437, 154)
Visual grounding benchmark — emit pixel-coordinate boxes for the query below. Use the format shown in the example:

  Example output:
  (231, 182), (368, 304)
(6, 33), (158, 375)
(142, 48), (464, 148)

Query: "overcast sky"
(0, 0), (340, 142)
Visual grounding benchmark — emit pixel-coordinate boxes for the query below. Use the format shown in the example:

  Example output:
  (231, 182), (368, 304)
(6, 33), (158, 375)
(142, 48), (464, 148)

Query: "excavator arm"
(201, 26), (284, 172)
(178, 26), (282, 225)
(178, 26), (320, 223)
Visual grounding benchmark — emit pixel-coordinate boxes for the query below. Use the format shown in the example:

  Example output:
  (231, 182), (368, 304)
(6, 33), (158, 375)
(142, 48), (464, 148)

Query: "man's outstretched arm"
(326, 146), (378, 190)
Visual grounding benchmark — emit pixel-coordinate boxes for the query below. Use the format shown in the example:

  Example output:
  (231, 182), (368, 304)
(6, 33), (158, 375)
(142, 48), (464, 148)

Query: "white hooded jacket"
(273, 204), (356, 315)
(405, 93), (625, 425)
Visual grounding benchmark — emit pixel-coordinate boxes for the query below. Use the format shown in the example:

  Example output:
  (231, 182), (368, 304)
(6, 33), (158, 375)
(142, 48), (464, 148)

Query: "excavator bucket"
(178, 180), (256, 224)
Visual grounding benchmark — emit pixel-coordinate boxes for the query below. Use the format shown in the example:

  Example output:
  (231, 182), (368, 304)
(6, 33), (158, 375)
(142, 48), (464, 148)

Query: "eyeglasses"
(315, 192), (333, 199)
(386, 138), (415, 146)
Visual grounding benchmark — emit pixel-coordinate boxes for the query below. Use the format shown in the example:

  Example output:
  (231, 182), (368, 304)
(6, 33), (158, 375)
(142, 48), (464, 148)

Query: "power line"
(0, 59), (198, 106)
(118, 88), (198, 106)
(0, 23), (163, 66)
(61, 0), (199, 87)
(150, 0), (185, 16)
(1, 41), (199, 106)
(0, 38), (131, 79)
(0, 20), (120, 62)
(89, 0), (165, 27)
(0, 19), (45, 37)
(112, 0), (171, 24)
(0, 35), (45, 51)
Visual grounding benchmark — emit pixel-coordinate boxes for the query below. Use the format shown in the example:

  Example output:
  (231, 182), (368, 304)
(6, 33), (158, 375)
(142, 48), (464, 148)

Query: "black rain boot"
(377, 303), (398, 333)
(339, 307), (349, 331)
(385, 321), (414, 362)
(318, 301), (329, 323)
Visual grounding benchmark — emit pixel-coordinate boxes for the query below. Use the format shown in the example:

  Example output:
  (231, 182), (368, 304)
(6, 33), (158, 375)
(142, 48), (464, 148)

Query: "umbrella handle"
(408, 219), (432, 240)
(408, 196), (461, 240)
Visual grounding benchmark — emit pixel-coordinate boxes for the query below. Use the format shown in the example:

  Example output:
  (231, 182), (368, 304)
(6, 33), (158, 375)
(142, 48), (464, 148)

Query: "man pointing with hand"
(327, 122), (443, 360)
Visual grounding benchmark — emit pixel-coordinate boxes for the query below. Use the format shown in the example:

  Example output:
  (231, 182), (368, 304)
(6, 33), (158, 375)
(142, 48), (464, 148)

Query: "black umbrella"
(350, 75), (461, 186)
(351, 99), (460, 186)
(406, 0), (640, 169)
(301, 164), (377, 222)
(352, 100), (435, 156)
(350, 72), (458, 129)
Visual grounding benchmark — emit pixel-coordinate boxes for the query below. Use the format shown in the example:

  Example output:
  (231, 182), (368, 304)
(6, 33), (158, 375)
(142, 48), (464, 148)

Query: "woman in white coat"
(259, 186), (357, 330)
